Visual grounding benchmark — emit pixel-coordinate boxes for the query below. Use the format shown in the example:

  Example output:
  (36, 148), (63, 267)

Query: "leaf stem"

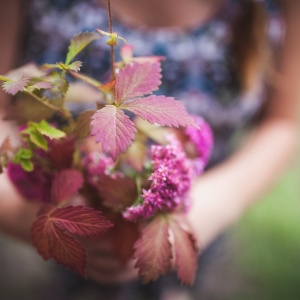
(25, 90), (74, 126)
(107, 0), (116, 80)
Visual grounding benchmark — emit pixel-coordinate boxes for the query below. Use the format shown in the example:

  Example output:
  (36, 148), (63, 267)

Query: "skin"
(0, 0), (299, 284)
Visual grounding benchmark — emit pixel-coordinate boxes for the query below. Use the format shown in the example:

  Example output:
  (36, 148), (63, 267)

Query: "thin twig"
(107, 0), (116, 80)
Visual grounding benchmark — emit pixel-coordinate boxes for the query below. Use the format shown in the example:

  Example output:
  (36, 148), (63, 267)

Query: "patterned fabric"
(19, 2), (282, 298)
(22, 0), (282, 166)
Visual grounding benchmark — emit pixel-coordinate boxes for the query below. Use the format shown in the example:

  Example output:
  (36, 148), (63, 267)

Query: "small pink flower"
(83, 152), (114, 187)
(123, 137), (192, 221)
(185, 116), (214, 175)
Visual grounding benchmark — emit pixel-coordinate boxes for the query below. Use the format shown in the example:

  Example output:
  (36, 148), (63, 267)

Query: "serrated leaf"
(90, 105), (137, 160)
(48, 136), (76, 170)
(29, 129), (48, 151)
(97, 175), (137, 211)
(35, 120), (66, 139)
(31, 206), (112, 276)
(169, 215), (198, 285)
(20, 160), (34, 172)
(122, 95), (199, 128)
(134, 215), (172, 283)
(31, 210), (86, 275)
(51, 169), (84, 203)
(75, 110), (96, 139)
(48, 206), (113, 236)
(14, 148), (33, 162)
(68, 61), (82, 72)
(2, 75), (30, 95)
(66, 32), (99, 65)
(115, 62), (162, 104)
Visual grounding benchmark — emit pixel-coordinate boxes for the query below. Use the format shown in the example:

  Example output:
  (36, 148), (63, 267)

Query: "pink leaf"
(121, 95), (199, 128)
(49, 205), (113, 236)
(90, 105), (137, 160)
(169, 215), (198, 285)
(2, 75), (30, 95)
(115, 62), (162, 104)
(51, 169), (84, 203)
(133, 215), (172, 283)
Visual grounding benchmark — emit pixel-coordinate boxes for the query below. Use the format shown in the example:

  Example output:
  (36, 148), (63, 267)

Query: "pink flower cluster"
(123, 137), (192, 221)
(83, 152), (114, 187)
(185, 116), (214, 175)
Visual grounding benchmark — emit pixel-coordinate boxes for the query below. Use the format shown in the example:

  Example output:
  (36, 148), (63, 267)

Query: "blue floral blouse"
(22, 0), (282, 165)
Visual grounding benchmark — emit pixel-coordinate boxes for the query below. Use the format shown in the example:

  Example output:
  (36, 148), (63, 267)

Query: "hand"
(84, 238), (138, 284)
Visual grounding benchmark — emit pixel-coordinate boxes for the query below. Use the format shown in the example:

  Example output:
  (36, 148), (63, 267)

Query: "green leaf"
(65, 32), (99, 65)
(18, 148), (33, 160)
(29, 129), (49, 151)
(35, 120), (66, 140)
(20, 160), (34, 172)
(67, 61), (82, 72)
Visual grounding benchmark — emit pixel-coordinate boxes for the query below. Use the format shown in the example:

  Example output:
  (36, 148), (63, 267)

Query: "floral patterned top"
(22, 0), (281, 166)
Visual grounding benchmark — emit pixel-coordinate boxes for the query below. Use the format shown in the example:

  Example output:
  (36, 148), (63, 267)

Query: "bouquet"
(0, 1), (213, 285)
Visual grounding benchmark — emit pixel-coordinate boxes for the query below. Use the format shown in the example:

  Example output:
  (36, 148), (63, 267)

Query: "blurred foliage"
(233, 166), (300, 300)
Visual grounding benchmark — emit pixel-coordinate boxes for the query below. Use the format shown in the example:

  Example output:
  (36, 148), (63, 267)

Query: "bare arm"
(0, 1), (40, 242)
(188, 1), (300, 248)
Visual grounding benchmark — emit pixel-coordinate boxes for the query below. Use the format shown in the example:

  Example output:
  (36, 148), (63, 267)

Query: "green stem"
(107, 0), (116, 80)
(25, 90), (74, 126)
(25, 90), (62, 112)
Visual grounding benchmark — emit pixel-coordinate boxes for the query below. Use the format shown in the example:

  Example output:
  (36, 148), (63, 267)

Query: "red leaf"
(121, 95), (199, 128)
(90, 105), (137, 160)
(31, 206), (113, 276)
(115, 62), (162, 104)
(49, 206), (113, 236)
(169, 215), (198, 285)
(97, 175), (137, 211)
(110, 217), (140, 264)
(51, 169), (84, 203)
(133, 215), (172, 283)
(48, 136), (76, 170)
(31, 209), (86, 275)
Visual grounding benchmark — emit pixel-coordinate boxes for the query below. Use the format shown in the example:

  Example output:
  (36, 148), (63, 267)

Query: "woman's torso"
(21, 0), (281, 164)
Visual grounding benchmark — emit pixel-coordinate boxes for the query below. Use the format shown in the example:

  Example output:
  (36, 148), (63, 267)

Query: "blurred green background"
(227, 166), (300, 300)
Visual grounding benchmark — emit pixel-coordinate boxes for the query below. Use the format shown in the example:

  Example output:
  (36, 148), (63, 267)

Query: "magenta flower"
(123, 136), (192, 221)
(7, 163), (52, 203)
(185, 116), (214, 175)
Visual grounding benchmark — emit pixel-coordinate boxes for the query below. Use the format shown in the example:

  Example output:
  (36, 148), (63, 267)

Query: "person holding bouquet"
(0, 0), (299, 299)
